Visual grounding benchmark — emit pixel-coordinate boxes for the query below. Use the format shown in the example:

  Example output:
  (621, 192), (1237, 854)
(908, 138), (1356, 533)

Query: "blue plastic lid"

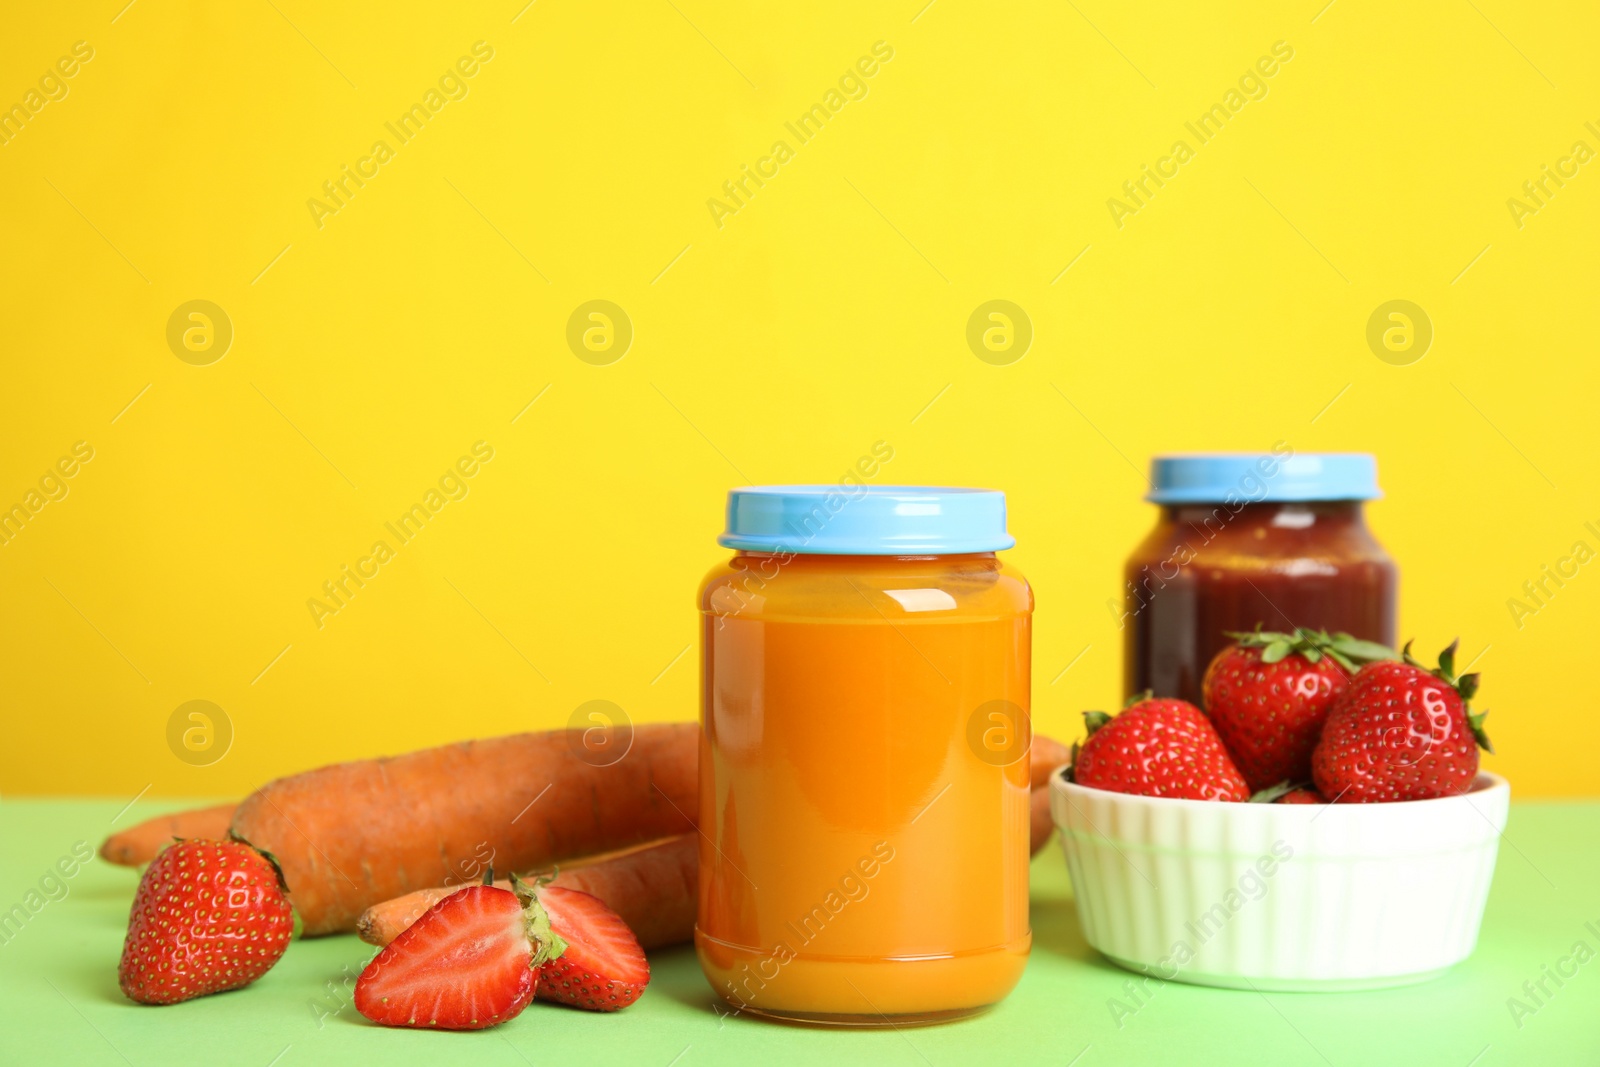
(1147, 453), (1380, 504)
(719, 485), (1014, 555)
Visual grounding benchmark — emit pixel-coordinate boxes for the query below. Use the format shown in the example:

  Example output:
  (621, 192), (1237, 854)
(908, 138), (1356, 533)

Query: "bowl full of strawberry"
(1049, 631), (1508, 991)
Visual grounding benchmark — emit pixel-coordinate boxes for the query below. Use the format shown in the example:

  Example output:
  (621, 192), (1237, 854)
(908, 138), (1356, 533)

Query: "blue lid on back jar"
(719, 485), (1015, 554)
(1146, 453), (1381, 504)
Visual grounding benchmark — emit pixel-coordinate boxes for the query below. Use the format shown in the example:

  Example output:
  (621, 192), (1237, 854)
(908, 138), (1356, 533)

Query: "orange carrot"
(99, 803), (238, 867)
(1029, 786), (1055, 855)
(1028, 733), (1067, 855)
(362, 783), (1060, 951)
(549, 835), (697, 950)
(1030, 733), (1070, 790)
(357, 834), (698, 950)
(232, 724), (698, 936)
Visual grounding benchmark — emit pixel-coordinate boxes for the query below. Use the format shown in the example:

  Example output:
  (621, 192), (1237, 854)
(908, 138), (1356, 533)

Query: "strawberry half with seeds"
(119, 839), (294, 1005)
(536, 885), (650, 1011)
(1202, 628), (1395, 791)
(354, 875), (563, 1030)
(1069, 695), (1250, 802)
(1312, 639), (1493, 802)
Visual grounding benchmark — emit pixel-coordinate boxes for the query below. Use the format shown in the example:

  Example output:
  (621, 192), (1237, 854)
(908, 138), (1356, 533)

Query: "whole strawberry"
(119, 839), (294, 1004)
(1070, 696), (1250, 801)
(1312, 640), (1493, 802)
(1202, 628), (1394, 792)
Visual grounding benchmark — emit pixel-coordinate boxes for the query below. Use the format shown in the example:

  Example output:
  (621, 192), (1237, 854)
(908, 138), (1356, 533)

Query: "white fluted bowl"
(1049, 769), (1510, 991)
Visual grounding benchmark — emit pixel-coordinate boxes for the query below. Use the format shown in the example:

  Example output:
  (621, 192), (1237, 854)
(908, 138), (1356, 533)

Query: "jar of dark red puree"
(1122, 450), (1397, 705)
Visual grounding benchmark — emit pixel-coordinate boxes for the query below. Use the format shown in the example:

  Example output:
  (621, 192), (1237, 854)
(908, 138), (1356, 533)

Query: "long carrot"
(232, 724), (698, 936)
(1030, 733), (1070, 789)
(99, 803), (238, 867)
(359, 782), (1064, 951)
(357, 834), (697, 950)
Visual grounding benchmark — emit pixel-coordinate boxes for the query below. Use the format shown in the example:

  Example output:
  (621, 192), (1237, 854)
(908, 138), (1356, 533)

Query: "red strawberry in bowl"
(1312, 640), (1493, 802)
(355, 876), (564, 1030)
(1069, 695), (1250, 802)
(119, 839), (294, 1005)
(1202, 628), (1396, 792)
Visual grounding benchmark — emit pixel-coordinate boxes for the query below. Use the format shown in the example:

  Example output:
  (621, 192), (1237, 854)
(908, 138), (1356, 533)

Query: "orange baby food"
(697, 488), (1031, 1026)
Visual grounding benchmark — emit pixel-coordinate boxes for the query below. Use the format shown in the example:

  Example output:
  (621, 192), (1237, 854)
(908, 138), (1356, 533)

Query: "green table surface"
(2, 798), (1596, 1066)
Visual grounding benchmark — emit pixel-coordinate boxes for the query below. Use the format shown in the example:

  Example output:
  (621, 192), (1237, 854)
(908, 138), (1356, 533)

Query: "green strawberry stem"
(1224, 626), (1399, 674)
(1401, 639), (1494, 754)
(510, 873), (567, 965)
(226, 833), (292, 894)
(1248, 780), (1303, 804)
(1065, 711), (1114, 784)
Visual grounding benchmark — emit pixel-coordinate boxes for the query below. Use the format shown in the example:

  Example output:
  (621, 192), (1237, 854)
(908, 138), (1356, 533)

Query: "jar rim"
(1147, 452), (1380, 504)
(719, 485), (1015, 555)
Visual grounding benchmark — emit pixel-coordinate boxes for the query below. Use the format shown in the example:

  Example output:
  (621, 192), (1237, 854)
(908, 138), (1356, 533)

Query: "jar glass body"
(696, 551), (1033, 1025)
(1124, 501), (1397, 705)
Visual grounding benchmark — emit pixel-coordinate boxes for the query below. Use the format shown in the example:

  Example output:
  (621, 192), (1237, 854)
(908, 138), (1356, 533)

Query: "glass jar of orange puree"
(696, 485), (1033, 1026)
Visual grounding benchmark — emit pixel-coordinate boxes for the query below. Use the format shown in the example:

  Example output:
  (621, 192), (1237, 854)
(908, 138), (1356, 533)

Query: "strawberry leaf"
(1224, 626), (1290, 647)
(1438, 639), (1459, 680)
(1229, 628), (1396, 673)
(229, 833), (292, 895)
(1249, 781), (1299, 804)
(510, 874), (568, 965)
(1323, 648), (1358, 673)
(1328, 633), (1399, 664)
(1068, 712), (1113, 784)
(1468, 709), (1494, 754)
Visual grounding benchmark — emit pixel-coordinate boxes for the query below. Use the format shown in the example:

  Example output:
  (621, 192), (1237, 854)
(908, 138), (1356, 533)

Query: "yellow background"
(2, 2), (1596, 798)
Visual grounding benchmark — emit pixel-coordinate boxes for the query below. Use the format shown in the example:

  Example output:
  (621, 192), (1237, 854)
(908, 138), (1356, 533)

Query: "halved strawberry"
(353, 880), (563, 1030)
(536, 886), (650, 1011)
